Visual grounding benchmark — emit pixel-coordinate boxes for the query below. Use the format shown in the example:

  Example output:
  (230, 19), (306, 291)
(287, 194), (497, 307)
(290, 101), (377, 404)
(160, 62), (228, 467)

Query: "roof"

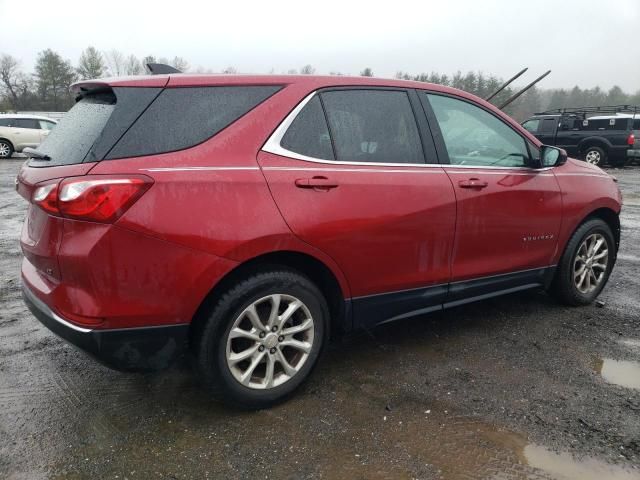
(0, 113), (58, 122)
(72, 73), (463, 96)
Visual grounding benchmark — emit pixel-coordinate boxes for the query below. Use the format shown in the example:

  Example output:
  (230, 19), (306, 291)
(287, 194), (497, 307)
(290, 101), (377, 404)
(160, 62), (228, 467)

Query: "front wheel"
(550, 218), (616, 306)
(196, 270), (328, 409)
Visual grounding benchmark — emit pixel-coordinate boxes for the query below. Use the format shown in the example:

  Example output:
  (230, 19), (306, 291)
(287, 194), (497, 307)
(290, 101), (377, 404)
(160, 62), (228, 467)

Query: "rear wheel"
(550, 218), (615, 306)
(0, 140), (13, 159)
(584, 146), (606, 166)
(196, 270), (328, 409)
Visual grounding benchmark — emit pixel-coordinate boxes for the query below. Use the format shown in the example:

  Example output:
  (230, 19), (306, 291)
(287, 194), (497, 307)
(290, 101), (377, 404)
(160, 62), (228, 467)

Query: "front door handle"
(295, 176), (339, 190)
(458, 178), (488, 189)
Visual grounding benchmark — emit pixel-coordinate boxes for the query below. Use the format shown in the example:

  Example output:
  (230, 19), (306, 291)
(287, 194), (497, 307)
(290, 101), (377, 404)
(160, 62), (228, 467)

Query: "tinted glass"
(541, 118), (557, 133)
(108, 86), (281, 159)
(0, 118), (12, 127)
(585, 118), (631, 131)
(15, 119), (40, 129)
(39, 120), (56, 130)
(425, 93), (529, 167)
(34, 93), (116, 166)
(320, 90), (424, 163)
(281, 96), (334, 160)
(521, 119), (539, 133)
(634, 118), (640, 129)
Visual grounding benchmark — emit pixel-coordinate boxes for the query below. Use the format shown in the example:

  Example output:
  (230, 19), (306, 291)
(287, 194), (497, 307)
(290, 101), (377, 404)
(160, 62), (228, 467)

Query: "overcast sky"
(1, 0), (638, 91)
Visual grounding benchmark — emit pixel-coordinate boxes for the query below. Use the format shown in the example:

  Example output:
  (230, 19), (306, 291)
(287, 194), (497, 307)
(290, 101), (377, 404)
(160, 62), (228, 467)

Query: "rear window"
(33, 92), (117, 166)
(107, 86), (281, 159)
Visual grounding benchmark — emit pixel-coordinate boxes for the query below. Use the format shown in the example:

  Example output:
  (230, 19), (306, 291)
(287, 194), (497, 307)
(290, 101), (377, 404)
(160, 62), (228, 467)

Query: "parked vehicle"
(521, 106), (640, 167)
(17, 73), (622, 408)
(0, 114), (57, 158)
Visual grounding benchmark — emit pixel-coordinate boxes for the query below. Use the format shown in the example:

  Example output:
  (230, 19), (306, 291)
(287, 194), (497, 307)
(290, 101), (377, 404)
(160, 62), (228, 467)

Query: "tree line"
(1, 48), (638, 121)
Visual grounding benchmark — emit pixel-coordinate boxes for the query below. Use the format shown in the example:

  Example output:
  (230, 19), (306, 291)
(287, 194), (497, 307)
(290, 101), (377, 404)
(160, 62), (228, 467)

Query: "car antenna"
(145, 63), (182, 75)
(485, 67), (528, 102)
(498, 70), (551, 110)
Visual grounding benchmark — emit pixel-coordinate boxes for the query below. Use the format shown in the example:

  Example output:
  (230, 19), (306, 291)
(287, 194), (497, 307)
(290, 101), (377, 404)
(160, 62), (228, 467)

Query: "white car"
(0, 114), (57, 158)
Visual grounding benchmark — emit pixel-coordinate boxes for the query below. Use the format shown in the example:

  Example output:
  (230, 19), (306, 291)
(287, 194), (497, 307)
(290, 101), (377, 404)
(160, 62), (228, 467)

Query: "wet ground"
(1, 158), (639, 479)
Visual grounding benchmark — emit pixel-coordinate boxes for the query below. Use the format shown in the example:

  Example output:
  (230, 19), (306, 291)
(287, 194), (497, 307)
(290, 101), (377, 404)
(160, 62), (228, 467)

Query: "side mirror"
(540, 145), (567, 167)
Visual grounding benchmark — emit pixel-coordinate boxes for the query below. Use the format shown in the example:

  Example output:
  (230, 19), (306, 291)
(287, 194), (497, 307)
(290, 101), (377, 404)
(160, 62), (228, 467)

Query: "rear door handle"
(295, 176), (339, 190)
(458, 178), (488, 189)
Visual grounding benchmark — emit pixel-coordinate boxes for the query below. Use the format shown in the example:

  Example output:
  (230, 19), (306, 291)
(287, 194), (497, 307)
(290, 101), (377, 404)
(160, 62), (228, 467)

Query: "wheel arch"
(584, 207), (621, 249)
(189, 250), (350, 349)
(578, 137), (612, 154)
(0, 137), (15, 150)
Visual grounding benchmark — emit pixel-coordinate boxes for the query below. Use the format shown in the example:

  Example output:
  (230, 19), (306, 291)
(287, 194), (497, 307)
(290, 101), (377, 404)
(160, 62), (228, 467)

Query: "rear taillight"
(32, 175), (153, 223)
(628, 133), (635, 145)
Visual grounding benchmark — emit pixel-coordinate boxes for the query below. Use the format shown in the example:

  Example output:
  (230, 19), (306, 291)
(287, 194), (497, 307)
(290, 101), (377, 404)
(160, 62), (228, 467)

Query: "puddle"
(594, 358), (640, 390)
(524, 444), (640, 480)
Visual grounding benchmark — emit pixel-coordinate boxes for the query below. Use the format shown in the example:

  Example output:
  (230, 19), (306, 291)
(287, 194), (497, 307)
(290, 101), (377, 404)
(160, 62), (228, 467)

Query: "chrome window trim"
(261, 90), (554, 172)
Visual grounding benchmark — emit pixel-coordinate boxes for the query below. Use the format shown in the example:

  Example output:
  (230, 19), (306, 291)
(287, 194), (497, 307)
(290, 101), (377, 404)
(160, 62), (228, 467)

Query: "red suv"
(18, 74), (622, 408)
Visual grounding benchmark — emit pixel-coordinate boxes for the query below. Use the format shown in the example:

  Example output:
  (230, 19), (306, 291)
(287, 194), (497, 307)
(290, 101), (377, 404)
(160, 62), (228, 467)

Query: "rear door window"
(107, 86), (281, 159)
(280, 96), (334, 160)
(319, 89), (424, 164)
(15, 119), (40, 129)
(541, 118), (557, 134)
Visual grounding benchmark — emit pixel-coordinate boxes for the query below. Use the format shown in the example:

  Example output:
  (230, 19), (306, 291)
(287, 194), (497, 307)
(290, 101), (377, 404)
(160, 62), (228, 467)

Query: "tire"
(0, 140), (13, 159)
(583, 146), (607, 166)
(195, 269), (329, 409)
(550, 218), (616, 306)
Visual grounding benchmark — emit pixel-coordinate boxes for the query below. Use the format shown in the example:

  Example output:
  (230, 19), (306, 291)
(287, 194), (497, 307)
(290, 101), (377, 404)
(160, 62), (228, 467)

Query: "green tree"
(360, 67), (374, 77)
(34, 49), (76, 110)
(77, 46), (105, 80)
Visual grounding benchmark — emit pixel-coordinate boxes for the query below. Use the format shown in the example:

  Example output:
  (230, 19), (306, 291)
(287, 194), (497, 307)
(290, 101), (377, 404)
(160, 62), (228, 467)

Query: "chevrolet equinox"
(18, 74), (622, 408)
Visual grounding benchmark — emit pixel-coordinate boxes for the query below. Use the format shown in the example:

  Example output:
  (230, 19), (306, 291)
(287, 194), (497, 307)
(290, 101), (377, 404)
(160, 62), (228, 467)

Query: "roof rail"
(535, 104), (640, 118)
(145, 63), (182, 75)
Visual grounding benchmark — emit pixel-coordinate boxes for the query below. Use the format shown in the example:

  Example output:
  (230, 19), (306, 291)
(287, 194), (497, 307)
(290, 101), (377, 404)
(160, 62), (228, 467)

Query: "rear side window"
(541, 118), (557, 133)
(0, 118), (13, 127)
(108, 86), (281, 159)
(281, 96), (334, 160)
(320, 90), (424, 163)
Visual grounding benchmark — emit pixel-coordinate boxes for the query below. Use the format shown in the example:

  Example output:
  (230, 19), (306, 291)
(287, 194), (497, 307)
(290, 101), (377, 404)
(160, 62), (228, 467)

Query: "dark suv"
(522, 106), (640, 167)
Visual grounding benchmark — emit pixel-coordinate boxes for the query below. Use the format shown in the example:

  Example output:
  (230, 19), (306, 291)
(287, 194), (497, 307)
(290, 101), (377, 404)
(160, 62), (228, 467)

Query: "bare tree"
(360, 67), (374, 77)
(77, 47), (106, 80)
(300, 64), (315, 75)
(0, 54), (26, 110)
(124, 55), (143, 75)
(222, 66), (237, 74)
(104, 50), (126, 76)
(170, 56), (189, 72)
(286, 69), (298, 75)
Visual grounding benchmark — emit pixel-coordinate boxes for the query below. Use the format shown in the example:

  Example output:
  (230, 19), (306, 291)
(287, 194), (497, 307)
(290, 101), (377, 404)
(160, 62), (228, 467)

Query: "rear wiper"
(23, 147), (51, 161)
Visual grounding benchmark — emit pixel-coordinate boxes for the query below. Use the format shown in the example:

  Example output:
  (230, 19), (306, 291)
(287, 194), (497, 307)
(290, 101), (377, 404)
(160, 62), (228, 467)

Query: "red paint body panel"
(443, 167), (563, 280)
(17, 74), (622, 338)
(258, 152), (456, 297)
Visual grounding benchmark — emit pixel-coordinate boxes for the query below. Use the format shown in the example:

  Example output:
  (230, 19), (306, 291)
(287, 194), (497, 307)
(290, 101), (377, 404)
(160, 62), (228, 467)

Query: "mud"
(1, 158), (640, 479)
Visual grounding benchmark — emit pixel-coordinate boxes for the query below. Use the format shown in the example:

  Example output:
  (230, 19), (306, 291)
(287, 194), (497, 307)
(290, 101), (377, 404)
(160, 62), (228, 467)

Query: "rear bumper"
(22, 284), (189, 372)
(627, 149), (640, 158)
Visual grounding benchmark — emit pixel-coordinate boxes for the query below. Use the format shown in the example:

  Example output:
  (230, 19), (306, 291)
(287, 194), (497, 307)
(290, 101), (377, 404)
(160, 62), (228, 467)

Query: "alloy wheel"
(573, 233), (609, 294)
(0, 143), (10, 158)
(225, 294), (315, 389)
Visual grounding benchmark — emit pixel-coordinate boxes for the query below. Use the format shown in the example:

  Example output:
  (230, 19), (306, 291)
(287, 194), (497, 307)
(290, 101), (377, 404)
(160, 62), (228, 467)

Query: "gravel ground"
(1, 158), (639, 479)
